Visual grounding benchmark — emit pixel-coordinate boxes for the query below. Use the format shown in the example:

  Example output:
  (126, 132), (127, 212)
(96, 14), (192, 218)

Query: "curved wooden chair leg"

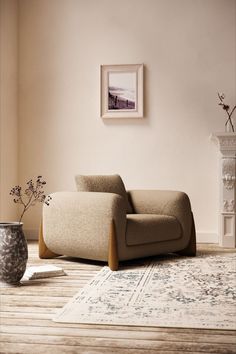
(108, 220), (119, 271)
(177, 213), (196, 257)
(38, 220), (60, 259)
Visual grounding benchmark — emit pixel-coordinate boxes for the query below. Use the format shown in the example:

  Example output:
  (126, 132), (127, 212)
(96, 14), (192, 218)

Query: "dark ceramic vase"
(0, 222), (28, 285)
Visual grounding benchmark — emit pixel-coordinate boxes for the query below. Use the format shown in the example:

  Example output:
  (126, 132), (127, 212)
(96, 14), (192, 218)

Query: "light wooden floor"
(1, 242), (236, 354)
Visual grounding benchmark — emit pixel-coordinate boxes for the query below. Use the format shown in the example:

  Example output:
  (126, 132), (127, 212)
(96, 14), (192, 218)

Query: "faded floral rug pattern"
(53, 253), (236, 329)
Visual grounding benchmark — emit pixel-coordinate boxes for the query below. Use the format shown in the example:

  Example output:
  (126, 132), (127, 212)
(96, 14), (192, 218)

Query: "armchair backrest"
(75, 174), (133, 214)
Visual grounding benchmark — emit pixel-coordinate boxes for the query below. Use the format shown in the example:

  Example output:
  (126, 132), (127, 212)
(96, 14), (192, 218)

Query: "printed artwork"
(100, 64), (143, 118)
(108, 72), (136, 111)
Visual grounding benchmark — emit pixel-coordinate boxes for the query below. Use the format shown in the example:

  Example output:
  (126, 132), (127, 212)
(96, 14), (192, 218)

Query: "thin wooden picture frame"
(100, 64), (143, 118)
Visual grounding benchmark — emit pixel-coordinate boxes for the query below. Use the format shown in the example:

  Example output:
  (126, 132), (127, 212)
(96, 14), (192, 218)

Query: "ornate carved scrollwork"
(222, 174), (235, 190)
(223, 199), (235, 212)
(222, 158), (236, 190)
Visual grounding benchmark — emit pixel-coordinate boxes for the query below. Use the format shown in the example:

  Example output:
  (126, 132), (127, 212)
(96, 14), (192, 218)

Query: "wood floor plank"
(1, 342), (210, 354)
(0, 242), (235, 354)
(1, 294), (69, 302)
(0, 287), (77, 296)
(1, 333), (236, 353)
(0, 306), (57, 313)
(1, 323), (236, 344)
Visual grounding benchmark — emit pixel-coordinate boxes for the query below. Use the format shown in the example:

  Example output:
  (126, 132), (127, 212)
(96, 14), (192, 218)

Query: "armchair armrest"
(41, 192), (126, 269)
(128, 190), (192, 240)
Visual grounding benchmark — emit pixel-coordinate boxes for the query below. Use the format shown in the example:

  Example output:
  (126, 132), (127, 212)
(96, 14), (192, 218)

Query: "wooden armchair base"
(108, 220), (119, 271)
(38, 221), (60, 259)
(176, 213), (196, 257)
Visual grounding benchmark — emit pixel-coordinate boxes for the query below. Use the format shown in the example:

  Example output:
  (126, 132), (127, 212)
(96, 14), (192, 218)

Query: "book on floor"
(23, 265), (66, 280)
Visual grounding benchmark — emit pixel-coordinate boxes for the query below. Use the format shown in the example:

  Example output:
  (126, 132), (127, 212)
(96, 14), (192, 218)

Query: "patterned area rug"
(53, 252), (236, 329)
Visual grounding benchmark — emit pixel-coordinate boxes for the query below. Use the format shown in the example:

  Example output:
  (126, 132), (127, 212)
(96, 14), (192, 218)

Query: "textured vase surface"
(0, 222), (28, 284)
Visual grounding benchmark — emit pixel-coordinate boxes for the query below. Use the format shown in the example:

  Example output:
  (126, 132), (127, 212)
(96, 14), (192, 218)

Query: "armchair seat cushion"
(126, 214), (181, 246)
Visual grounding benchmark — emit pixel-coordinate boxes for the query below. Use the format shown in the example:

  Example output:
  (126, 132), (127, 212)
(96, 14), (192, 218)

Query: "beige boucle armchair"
(39, 175), (196, 270)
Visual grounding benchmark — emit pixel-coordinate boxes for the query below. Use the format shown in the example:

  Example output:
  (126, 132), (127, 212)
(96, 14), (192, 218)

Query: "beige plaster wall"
(0, 0), (18, 221)
(18, 0), (236, 240)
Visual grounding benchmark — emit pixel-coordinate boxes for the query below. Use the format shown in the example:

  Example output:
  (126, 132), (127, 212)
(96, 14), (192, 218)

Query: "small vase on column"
(218, 92), (235, 133)
(225, 119), (234, 133)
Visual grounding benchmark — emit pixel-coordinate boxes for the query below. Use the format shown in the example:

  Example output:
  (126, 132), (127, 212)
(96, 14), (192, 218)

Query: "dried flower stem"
(10, 176), (52, 223)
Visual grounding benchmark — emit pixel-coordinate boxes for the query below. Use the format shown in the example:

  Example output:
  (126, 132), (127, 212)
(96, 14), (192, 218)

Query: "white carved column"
(212, 133), (236, 248)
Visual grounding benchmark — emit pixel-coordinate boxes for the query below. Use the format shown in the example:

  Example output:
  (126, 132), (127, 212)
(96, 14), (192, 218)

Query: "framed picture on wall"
(100, 64), (144, 118)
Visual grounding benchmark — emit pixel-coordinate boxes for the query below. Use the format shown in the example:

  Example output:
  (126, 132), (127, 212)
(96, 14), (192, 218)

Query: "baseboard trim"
(24, 229), (219, 244)
(24, 229), (38, 240)
(196, 232), (218, 244)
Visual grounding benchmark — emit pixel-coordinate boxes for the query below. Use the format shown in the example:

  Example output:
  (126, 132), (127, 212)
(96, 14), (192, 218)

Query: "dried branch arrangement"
(10, 176), (52, 223)
(218, 92), (236, 132)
